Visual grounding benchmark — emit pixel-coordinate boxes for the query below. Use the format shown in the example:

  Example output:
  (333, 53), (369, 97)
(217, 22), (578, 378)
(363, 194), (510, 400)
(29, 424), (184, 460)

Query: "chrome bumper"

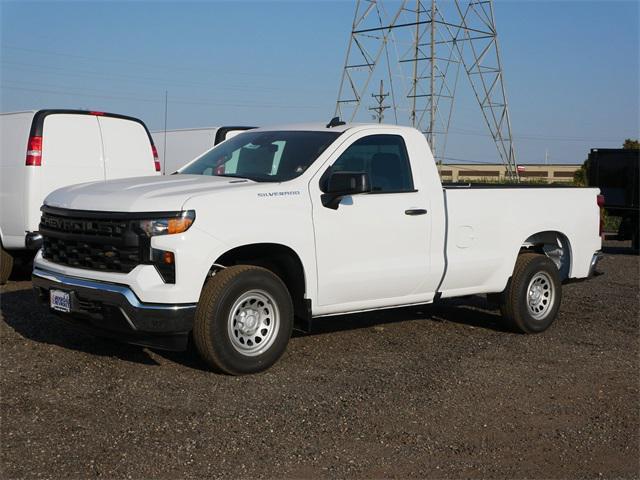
(32, 267), (197, 350)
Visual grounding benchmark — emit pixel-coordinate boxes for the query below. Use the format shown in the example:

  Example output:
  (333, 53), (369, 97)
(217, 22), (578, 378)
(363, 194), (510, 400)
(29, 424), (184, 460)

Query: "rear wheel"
(193, 265), (293, 375)
(0, 247), (13, 285)
(500, 253), (562, 333)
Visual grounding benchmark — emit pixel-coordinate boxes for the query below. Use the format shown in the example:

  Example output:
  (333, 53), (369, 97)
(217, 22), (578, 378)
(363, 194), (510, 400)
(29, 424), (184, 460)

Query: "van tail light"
(597, 194), (605, 237)
(89, 111), (105, 116)
(152, 145), (161, 172)
(25, 136), (43, 166)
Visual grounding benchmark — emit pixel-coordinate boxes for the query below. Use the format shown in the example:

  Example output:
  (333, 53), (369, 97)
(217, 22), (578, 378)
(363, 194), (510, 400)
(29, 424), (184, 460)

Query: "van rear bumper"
(32, 267), (197, 351)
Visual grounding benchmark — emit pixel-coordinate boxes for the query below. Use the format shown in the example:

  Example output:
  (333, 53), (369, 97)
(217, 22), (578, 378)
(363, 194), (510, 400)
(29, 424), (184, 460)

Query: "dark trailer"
(587, 148), (639, 250)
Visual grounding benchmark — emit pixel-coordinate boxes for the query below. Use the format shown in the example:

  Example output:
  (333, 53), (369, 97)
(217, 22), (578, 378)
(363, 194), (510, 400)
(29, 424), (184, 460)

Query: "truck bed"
(438, 186), (601, 298)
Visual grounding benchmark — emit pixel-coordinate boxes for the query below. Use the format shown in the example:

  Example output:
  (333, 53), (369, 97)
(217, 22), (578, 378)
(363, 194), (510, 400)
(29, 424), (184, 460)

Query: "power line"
(1, 45), (286, 79)
(0, 85), (323, 110)
(1, 77), (620, 144)
(436, 155), (504, 164)
(447, 127), (623, 143)
(0, 59), (335, 96)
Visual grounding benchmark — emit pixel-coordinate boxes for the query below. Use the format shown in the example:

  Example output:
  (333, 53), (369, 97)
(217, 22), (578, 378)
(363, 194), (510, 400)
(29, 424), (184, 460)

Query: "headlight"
(139, 210), (195, 237)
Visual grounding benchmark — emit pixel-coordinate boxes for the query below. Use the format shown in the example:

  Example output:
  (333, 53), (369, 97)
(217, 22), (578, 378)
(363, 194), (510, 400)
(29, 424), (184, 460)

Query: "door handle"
(405, 209), (428, 216)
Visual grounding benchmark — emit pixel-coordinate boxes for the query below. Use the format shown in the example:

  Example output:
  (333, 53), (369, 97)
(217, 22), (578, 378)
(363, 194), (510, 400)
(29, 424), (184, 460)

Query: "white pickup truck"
(32, 122), (603, 374)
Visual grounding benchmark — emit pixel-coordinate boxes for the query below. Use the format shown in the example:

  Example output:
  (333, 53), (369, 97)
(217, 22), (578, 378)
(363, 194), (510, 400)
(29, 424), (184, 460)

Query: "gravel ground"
(1, 241), (638, 479)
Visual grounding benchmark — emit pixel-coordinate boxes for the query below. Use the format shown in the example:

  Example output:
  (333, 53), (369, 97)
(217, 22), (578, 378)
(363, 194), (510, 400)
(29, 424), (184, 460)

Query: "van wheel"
(193, 265), (293, 375)
(0, 248), (13, 285)
(500, 253), (562, 334)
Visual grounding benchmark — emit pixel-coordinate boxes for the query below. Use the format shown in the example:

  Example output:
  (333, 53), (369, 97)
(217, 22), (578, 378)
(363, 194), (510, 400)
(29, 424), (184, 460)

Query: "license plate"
(50, 289), (71, 313)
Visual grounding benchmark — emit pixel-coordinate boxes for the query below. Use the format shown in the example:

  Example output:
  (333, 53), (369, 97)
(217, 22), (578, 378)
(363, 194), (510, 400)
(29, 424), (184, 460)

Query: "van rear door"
(27, 114), (105, 230)
(98, 116), (156, 180)
(0, 111), (34, 247)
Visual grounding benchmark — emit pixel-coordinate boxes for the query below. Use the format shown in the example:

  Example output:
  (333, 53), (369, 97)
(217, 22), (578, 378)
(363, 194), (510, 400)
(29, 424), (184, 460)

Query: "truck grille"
(40, 208), (144, 274)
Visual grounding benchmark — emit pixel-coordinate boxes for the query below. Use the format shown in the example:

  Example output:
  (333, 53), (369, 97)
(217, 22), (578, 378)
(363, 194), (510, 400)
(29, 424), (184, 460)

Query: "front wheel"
(499, 253), (562, 333)
(193, 265), (293, 375)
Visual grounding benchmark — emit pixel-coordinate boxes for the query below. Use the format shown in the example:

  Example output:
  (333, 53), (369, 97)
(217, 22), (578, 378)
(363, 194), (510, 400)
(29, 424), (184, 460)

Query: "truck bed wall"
(439, 187), (602, 298)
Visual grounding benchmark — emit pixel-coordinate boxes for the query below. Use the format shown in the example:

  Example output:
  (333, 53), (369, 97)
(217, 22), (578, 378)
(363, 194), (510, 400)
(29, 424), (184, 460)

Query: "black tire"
(499, 253), (562, 334)
(0, 247), (13, 285)
(193, 265), (293, 375)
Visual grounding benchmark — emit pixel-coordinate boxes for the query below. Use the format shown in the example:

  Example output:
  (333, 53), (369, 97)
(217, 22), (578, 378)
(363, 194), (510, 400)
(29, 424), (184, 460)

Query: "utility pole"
(369, 79), (390, 123)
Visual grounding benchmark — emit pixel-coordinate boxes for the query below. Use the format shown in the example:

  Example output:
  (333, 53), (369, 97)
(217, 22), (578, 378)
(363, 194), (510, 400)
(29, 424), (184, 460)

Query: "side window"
(324, 134), (414, 193)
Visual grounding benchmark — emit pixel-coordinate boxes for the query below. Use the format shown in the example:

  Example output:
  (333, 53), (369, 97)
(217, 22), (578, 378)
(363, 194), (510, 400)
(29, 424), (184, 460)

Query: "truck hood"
(44, 174), (257, 212)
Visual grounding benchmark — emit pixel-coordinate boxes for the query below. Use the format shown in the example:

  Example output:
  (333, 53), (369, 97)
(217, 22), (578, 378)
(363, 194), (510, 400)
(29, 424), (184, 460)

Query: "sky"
(1, 0), (638, 165)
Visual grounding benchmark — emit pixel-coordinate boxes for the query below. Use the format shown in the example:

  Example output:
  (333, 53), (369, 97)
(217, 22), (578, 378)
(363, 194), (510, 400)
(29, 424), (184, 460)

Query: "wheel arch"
(520, 230), (573, 281)
(212, 243), (309, 323)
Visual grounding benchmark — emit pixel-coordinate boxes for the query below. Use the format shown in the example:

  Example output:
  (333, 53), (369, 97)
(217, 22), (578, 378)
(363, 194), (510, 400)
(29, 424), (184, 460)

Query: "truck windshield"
(179, 130), (341, 182)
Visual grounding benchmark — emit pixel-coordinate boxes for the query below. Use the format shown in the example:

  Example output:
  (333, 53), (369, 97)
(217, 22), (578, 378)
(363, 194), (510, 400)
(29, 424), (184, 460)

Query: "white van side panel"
(152, 128), (218, 174)
(26, 115), (105, 232)
(0, 111), (35, 247)
(99, 117), (156, 180)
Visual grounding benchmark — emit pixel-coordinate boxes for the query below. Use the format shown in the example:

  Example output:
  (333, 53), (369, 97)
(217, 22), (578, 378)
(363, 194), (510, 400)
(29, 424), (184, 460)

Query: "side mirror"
(321, 171), (371, 209)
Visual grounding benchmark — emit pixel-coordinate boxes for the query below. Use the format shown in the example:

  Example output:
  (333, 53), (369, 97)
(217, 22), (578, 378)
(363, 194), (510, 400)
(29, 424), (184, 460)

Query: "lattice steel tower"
(335, 0), (519, 179)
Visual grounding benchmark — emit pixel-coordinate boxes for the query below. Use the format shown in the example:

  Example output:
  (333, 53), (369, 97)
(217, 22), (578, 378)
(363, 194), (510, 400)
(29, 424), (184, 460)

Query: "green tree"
(623, 139), (639, 149)
(573, 160), (587, 186)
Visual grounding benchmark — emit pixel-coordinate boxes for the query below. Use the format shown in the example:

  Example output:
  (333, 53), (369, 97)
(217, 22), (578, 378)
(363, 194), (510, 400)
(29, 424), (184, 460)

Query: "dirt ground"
(1, 241), (638, 479)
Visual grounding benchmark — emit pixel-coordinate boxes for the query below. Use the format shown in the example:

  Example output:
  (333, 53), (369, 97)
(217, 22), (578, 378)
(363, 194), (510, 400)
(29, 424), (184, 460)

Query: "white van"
(0, 109), (160, 283)
(152, 126), (254, 174)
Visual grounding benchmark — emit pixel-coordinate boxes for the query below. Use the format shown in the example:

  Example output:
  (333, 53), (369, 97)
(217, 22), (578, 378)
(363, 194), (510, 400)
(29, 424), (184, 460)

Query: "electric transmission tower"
(335, 0), (519, 180)
(369, 79), (390, 123)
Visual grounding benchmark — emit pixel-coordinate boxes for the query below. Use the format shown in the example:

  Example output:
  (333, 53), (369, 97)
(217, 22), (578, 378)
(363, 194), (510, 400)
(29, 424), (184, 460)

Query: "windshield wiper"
(214, 173), (277, 183)
(213, 173), (254, 181)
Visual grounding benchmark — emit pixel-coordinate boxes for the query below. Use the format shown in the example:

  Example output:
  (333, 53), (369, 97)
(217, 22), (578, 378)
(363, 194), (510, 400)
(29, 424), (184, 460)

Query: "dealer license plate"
(50, 289), (71, 313)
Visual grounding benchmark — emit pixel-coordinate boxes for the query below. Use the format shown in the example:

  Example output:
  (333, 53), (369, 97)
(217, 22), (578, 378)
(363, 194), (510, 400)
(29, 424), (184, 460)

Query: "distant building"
(439, 163), (580, 183)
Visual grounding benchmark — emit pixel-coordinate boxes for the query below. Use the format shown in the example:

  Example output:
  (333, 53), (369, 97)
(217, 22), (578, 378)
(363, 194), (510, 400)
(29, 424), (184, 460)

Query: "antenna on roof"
(326, 116), (346, 128)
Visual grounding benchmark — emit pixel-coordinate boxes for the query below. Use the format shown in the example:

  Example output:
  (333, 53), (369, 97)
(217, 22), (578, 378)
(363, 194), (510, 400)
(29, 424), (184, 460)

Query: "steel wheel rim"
(227, 289), (280, 356)
(527, 272), (555, 320)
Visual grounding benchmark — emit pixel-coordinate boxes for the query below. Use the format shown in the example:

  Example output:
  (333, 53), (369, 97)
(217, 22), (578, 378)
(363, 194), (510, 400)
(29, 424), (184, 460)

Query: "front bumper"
(32, 267), (197, 351)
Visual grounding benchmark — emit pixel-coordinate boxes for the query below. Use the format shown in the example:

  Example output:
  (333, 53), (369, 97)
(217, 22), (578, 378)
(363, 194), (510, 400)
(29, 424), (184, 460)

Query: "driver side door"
(310, 132), (433, 313)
